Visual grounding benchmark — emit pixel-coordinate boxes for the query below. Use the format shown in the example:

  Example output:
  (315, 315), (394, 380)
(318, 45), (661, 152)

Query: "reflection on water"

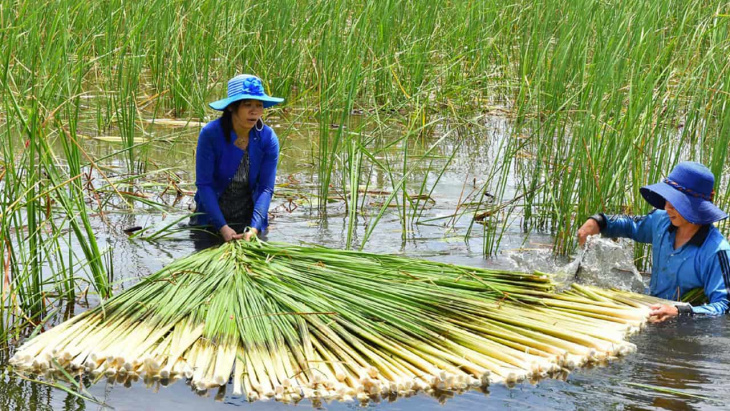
(0, 372), (56, 411)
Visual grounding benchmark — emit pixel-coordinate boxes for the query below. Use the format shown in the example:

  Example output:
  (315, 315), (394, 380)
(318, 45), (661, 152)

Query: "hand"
(243, 227), (259, 241)
(648, 304), (679, 323)
(577, 219), (600, 246)
(220, 225), (244, 242)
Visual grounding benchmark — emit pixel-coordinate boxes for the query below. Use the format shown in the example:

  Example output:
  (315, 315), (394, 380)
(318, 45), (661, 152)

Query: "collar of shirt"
(666, 223), (711, 247)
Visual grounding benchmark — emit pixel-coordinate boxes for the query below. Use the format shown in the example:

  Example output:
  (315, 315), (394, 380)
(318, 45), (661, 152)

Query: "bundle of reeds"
(10, 240), (663, 403)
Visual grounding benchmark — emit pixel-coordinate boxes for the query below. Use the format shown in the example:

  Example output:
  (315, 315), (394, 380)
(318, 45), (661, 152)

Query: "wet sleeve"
(195, 128), (226, 231)
(691, 250), (730, 315)
(250, 129), (279, 232)
(599, 211), (659, 244)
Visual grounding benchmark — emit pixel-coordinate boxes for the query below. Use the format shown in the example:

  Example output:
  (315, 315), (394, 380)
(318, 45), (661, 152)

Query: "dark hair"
(220, 101), (242, 143)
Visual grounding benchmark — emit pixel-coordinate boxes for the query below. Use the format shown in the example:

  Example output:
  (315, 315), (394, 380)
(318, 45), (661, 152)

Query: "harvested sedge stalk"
(12, 240), (659, 404)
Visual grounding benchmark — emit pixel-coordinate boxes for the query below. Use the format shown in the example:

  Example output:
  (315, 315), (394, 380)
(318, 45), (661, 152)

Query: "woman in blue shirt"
(577, 161), (730, 322)
(191, 74), (283, 242)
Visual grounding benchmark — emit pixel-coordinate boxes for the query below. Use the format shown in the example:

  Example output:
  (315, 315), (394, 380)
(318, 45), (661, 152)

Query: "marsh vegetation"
(1, 0), (730, 407)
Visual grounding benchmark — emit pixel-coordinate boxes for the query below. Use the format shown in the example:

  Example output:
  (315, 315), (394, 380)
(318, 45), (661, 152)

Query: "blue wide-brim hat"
(209, 74), (284, 110)
(640, 161), (727, 225)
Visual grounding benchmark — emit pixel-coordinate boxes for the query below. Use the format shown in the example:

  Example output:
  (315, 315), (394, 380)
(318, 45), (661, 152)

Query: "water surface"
(2, 116), (729, 411)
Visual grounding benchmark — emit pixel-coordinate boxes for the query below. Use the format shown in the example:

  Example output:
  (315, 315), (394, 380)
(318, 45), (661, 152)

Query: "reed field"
(1, 0), (730, 405)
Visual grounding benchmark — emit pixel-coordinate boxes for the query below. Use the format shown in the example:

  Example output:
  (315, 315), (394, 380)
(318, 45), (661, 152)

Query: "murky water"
(2, 116), (729, 410)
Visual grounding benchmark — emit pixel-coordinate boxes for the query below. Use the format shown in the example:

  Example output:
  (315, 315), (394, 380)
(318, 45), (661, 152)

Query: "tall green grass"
(505, 0), (730, 256)
(0, 6), (113, 340)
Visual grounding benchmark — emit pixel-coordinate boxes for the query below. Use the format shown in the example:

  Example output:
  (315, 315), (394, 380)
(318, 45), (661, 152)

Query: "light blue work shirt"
(599, 210), (730, 315)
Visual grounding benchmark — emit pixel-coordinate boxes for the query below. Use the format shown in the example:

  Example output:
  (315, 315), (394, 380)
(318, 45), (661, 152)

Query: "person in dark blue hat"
(577, 161), (730, 322)
(190, 74), (284, 242)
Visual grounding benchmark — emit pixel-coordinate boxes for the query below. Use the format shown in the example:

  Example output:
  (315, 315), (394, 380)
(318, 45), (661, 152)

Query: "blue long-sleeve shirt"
(193, 118), (279, 232)
(598, 210), (730, 315)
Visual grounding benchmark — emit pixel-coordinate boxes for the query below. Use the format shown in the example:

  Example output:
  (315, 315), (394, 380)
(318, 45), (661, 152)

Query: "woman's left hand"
(243, 227), (259, 241)
(648, 304), (678, 323)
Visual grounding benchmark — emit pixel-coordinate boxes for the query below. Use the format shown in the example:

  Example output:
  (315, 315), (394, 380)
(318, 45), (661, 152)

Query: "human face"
(231, 99), (264, 132)
(665, 200), (691, 228)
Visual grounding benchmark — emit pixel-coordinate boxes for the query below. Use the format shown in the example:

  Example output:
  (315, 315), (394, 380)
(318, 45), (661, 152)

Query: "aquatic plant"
(11, 240), (664, 403)
(2, 0), (728, 251)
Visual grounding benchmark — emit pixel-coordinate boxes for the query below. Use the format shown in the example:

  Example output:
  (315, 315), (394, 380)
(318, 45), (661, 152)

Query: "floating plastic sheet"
(564, 236), (647, 293)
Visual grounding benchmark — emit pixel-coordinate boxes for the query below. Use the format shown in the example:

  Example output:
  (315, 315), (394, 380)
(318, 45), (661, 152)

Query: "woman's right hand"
(220, 225), (244, 242)
(577, 219), (600, 246)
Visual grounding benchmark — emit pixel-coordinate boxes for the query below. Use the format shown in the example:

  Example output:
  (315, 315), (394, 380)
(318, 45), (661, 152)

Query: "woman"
(577, 161), (730, 322)
(191, 74), (283, 242)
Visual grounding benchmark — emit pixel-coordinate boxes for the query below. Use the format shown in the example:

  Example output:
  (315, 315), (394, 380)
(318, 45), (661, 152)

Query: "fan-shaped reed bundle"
(11, 240), (663, 403)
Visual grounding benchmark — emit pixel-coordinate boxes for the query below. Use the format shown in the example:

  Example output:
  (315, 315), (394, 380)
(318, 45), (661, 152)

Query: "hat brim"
(640, 182), (728, 225)
(209, 94), (284, 111)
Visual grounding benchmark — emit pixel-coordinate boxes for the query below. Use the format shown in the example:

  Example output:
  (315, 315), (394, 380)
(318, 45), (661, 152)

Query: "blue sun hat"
(640, 161), (727, 225)
(209, 74), (284, 110)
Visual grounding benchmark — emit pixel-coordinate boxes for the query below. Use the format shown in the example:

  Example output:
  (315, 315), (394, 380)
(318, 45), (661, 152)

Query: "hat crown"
(209, 74), (282, 110)
(227, 74), (265, 98)
(667, 161), (715, 198)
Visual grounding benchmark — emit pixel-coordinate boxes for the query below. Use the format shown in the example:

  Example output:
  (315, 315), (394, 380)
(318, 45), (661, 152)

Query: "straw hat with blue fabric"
(209, 74), (284, 111)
